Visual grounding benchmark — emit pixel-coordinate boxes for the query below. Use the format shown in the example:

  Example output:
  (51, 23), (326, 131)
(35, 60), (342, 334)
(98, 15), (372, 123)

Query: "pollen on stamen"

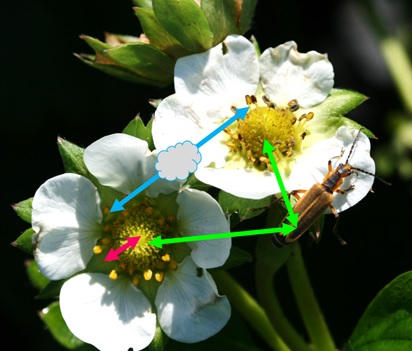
(169, 260), (178, 270)
(109, 270), (118, 280)
(132, 275), (140, 287)
(145, 207), (154, 216)
(93, 245), (103, 255)
(143, 269), (153, 281)
(162, 253), (171, 262)
(101, 236), (111, 245)
(155, 272), (165, 282)
(103, 206), (111, 215)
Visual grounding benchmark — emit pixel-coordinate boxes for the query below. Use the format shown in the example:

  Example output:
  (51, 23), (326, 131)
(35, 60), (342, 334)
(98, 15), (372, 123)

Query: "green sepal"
(238, 0), (258, 34)
(123, 115), (155, 151)
(152, 0), (213, 52)
(346, 271), (412, 351)
(79, 35), (111, 56)
(57, 138), (123, 207)
(104, 43), (174, 85)
(201, 0), (240, 45)
(132, 0), (153, 9)
(39, 302), (88, 350)
(37, 279), (65, 299)
(58, 137), (91, 177)
(182, 173), (211, 192)
(78, 35), (174, 86)
(315, 88), (368, 117)
(211, 246), (253, 271)
(26, 259), (50, 291)
(148, 320), (168, 351)
(312, 116), (376, 140)
(76, 53), (160, 85)
(13, 227), (35, 254)
(134, 7), (190, 58)
(218, 190), (272, 221)
(12, 197), (33, 223)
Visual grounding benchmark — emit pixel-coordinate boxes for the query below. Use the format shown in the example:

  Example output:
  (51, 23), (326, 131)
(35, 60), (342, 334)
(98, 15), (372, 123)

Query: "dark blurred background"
(3, 0), (411, 350)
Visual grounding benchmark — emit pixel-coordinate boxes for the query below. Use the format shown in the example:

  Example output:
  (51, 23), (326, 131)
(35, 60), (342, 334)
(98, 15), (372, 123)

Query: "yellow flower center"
(95, 199), (178, 286)
(225, 95), (313, 173)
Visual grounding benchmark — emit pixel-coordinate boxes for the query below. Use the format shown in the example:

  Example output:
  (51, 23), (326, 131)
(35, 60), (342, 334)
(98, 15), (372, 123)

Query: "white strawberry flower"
(32, 133), (231, 351)
(152, 35), (375, 213)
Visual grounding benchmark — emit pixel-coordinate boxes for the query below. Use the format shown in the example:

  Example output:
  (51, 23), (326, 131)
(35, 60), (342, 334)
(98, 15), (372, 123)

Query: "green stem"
(379, 37), (412, 114)
(286, 244), (336, 351)
(360, 0), (412, 114)
(255, 237), (312, 351)
(212, 270), (291, 351)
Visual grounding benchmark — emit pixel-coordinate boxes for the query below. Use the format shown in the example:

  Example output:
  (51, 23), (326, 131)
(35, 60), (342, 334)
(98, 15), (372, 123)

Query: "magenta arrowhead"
(105, 248), (119, 262)
(104, 236), (141, 262)
(126, 236), (141, 249)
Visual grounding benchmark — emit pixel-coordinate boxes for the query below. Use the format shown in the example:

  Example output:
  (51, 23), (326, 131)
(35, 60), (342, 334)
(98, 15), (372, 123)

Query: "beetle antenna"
(351, 167), (392, 185)
(345, 129), (363, 165)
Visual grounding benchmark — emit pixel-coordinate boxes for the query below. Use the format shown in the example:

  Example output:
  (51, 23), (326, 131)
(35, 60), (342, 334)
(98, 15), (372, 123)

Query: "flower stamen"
(225, 95), (314, 171)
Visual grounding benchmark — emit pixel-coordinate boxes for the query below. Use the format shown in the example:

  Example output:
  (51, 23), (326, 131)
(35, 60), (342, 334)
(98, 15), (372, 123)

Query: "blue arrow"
(110, 174), (160, 212)
(196, 107), (249, 148)
(110, 107), (249, 212)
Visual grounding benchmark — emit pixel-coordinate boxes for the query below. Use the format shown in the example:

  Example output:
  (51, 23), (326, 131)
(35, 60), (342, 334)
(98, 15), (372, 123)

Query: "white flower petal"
(174, 35), (259, 119)
(156, 257), (230, 343)
(326, 127), (375, 213)
(195, 167), (280, 200)
(32, 174), (102, 280)
(152, 95), (227, 169)
(60, 273), (156, 351)
(260, 41), (334, 108)
(176, 189), (231, 268)
(286, 126), (375, 213)
(84, 133), (157, 194)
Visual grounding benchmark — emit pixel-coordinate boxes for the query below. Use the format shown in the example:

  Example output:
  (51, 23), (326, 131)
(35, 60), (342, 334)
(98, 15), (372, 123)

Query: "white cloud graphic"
(155, 141), (202, 181)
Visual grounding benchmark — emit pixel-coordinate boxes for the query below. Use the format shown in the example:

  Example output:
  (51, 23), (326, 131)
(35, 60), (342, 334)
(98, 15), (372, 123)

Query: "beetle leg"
(329, 204), (347, 246)
(290, 189), (306, 201)
(336, 184), (355, 195)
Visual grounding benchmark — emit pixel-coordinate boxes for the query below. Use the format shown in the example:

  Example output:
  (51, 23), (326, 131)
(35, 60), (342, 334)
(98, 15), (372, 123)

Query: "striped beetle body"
(272, 129), (389, 247)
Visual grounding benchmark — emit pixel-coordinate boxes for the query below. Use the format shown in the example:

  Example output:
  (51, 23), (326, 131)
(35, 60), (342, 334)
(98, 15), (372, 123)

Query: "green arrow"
(149, 223), (295, 249)
(263, 140), (299, 227)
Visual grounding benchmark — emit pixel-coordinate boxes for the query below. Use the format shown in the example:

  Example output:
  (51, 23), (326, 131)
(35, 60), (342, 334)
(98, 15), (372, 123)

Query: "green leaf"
(123, 116), (155, 150)
(201, 0), (240, 45)
(153, 0), (213, 52)
(104, 43), (174, 84)
(134, 7), (190, 58)
(26, 259), (50, 291)
(346, 271), (412, 351)
(218, 191), (272, 221)
(39, 302), (87, 350)
(13, 227), (35, 254)
(12, 197), (33, 223)
(315, 88), (368, 117)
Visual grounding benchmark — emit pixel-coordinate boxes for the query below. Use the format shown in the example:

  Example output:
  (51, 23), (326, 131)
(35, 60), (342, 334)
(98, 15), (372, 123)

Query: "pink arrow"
(105, 236), (141, 261)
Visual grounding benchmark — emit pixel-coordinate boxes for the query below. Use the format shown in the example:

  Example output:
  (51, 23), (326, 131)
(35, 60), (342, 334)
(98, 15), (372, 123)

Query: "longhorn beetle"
(272, 128), (390, 247)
